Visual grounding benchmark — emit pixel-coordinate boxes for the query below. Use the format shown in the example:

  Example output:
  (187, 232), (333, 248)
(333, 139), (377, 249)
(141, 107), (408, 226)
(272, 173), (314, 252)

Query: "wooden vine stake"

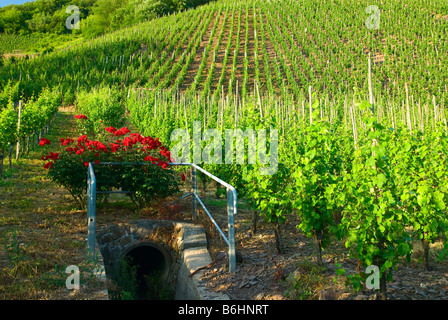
(15, 101), (22, 161)
(390, 102), (396, 131)
(351, 96), (358, 150)
(368, 53), (378, 151)
(405, 83), (412, 135)
(433, 95), (438, 133)
(309, 85), (313, 125)
(256, 81), (263, 121)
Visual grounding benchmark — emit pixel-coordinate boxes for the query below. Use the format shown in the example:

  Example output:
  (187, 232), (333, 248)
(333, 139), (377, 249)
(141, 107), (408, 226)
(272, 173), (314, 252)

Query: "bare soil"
(178, 12), (218, 92)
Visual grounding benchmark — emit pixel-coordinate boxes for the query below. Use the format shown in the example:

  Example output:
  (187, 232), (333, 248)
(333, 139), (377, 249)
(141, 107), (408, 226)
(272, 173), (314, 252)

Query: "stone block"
(183, 247), (213, 272)
(108, 225), (125, 240)
(99, 233), (113, 244)
(118, 235), (132, 248)
(181, 224), (208, 250)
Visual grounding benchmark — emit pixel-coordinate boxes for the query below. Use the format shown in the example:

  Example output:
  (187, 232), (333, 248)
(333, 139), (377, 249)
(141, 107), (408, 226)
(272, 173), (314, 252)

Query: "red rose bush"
(40, 126), (179, 209)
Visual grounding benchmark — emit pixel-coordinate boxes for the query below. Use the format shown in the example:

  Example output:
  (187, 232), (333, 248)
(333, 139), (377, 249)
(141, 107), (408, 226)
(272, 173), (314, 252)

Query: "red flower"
(60, 137), (74, 146)
(77, 135), (87, 144)
(131, 133), (143, 142)
(123, 137), (132, 147)
(159, 147), (171, 160)
(95, 142), (108, 153)
(181, 173), (186, 181)
(44, 162), (53, 169)
(109, 143), (120, 153)
(105, 127), (117, 134)
(158, 161), (168, 169)
(39, 138), (51, 146)
(95, 160), (99, 165)
(74, 114), (88, 120)
(120, 127), (130, 135)
(48, 152), (59, 160)
(84, 161), (89, 167)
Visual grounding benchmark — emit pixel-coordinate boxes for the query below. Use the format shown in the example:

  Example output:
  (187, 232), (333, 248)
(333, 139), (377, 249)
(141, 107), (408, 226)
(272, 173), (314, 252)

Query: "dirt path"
(0, 106), (132, 299)
(0, 107), (93, 299)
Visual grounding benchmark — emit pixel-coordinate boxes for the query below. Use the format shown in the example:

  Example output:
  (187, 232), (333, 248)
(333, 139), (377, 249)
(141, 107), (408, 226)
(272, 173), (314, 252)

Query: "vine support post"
(368, 53), (375, 116)
(368, 53), (378, 152)
(227, 187), (237, 273)
(309, 85), (313, 125)
(406, 83), (412, 134)
(192, 166), (198, 222)
(87, 163), (97, 258)
(15, 101), (22, 161)
(350, 100), (358, 150)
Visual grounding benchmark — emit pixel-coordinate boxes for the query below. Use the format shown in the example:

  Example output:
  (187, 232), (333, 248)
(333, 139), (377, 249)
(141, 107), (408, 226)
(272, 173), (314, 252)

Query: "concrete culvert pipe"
(121, 242), (172, 299)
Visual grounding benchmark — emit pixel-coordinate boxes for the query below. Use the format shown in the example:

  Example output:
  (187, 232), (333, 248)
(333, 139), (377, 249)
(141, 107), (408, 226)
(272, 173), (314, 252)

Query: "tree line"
(0, 0), (212, 37)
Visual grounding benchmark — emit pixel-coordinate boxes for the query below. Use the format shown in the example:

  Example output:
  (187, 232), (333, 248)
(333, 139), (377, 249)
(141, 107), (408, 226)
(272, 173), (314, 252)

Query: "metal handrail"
(87, 162), (237, 272)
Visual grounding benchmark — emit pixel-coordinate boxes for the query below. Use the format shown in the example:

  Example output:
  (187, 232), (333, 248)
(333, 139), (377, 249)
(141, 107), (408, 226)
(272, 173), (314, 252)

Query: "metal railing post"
(85, 162), (237, 272)
(192, 166), (198, 222)
(227, 187), (237, 273)
(87, 163), (96, 257)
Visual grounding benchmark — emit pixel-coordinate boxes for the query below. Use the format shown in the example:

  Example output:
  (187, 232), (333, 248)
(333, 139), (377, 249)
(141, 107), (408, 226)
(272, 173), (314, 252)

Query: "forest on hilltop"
(0, 0), (212, 37)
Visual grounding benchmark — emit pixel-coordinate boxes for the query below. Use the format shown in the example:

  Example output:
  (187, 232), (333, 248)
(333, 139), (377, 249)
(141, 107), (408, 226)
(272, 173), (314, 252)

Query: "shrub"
(40, 125), (179, 209)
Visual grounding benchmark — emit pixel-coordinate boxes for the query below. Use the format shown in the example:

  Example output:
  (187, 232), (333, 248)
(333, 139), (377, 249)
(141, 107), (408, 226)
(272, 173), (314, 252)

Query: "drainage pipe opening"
(112, 243), (173, 300)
